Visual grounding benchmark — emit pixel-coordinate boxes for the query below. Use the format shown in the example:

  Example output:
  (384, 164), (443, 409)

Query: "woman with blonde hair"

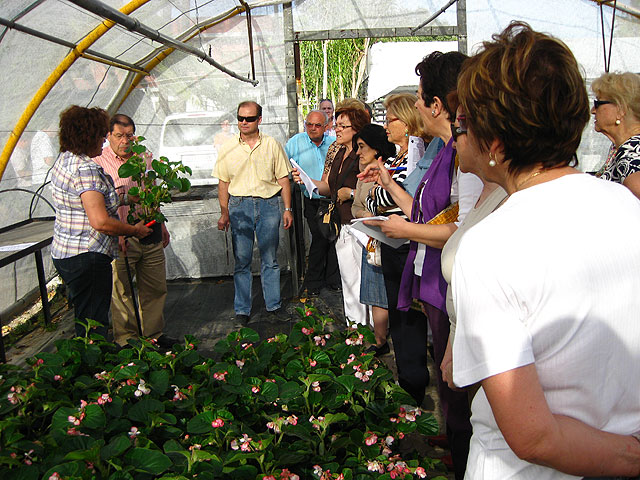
(591, 72), (640, 198)
(451, 22), (640, 479)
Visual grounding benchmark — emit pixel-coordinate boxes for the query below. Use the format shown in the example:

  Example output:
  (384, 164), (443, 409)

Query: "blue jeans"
(52, 252), (112, 338)
(229, 195), (281, 315)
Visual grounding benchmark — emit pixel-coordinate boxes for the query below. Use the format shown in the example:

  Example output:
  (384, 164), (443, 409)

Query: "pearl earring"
(615, 119), (621, 125)
(431, 110), (436, 117)
(488, 153), (497, 167)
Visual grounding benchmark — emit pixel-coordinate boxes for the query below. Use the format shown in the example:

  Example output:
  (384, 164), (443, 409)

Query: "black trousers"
(381, 242), (430, 404)
(53, 251), (112, 338)
(302, 196), (340, 289)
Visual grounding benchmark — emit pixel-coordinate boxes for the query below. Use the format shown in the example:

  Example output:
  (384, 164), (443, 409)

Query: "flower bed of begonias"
(0, 306), (446, 480)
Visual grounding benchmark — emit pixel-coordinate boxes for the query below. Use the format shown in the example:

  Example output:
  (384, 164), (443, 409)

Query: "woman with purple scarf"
(361, 51), (475, 480)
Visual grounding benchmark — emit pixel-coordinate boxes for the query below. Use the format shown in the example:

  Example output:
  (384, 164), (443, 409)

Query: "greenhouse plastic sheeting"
(0, 0), (639, 313)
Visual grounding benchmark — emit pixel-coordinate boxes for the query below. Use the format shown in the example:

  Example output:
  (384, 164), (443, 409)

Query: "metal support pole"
(34, 250), (51, 326)
(67, 0), (258, 86)
(283, 1), (301, 294)
(456, 0), (467, 55)
(411, 0), (458, 35)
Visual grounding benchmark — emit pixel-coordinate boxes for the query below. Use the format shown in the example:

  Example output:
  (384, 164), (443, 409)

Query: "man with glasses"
(213, 101), (293, 325)
(94, 114), (173, 347)
(285, 110), (340, 295)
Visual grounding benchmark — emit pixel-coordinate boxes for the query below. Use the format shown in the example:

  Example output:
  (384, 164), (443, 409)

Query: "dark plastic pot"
(139, 222), (162, 245)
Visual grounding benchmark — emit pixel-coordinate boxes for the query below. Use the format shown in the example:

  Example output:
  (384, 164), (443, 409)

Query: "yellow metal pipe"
(0, 0), (150, 182)
(114, 7), (246, 111)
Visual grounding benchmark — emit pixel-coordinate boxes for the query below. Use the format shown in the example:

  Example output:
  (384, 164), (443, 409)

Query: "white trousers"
(335, 226), (368, 326)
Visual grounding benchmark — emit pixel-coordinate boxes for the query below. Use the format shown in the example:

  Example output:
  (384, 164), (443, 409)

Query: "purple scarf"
(397, 137), (456, 312)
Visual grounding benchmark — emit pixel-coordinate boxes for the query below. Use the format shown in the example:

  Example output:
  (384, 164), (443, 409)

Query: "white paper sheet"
(289, 159), (318, 198)
(350, 217), (406, 248)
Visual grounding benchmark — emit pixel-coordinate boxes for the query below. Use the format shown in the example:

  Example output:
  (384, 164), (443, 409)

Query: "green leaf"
(10, 465), (38, 480)
(311, 350), (331, 366)
(127, 397), (165, 423)
(285, 359), (303, 379)
(114, 364), (139, 381)
(82, 403), (106, 429)
(118, 163), (139, 178)
(279, 381), (303, 402)
(336, 375), (356, 394)
(186, 411), (215, 434)
(179, 177), (191, 192)
(415, 412), (440, 436)
(259, 381), (278, 403)
(108, 472), (134, 480)
(124, 447), (171, 475)
(149, 369), (170, 395)
(101, 435), (131, 460)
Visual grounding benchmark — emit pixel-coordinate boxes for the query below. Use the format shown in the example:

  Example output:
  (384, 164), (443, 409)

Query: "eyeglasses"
(112, 133), (134, 140)
(450, 115), (468, 141)
(593, 99), (612, 109)
(305, 122), (325, 129)
(237, 115), (259, 123)
(385, 117), (401, 126)
(335, 124), (352, 131)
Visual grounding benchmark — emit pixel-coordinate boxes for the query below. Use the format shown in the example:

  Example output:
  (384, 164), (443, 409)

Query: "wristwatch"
(284, 207), (293, 212)
(350, 189), (354, 199)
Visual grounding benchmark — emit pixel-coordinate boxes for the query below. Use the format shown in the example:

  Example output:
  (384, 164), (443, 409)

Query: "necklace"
(515, 169), (545, 191)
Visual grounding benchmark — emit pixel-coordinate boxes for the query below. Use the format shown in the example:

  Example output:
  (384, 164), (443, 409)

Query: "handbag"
(316, 200), (340, 242)
(427, 152), (461, 225)
(366, 237), (382, 266)
(315, 154), (355, 241)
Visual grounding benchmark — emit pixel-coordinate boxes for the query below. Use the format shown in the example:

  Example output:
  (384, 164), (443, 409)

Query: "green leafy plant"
(117, 136), (192, 225)
(0, 307), (445, 479)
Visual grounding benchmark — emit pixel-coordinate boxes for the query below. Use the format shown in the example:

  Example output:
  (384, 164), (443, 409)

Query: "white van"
(158, 111), (233, 186)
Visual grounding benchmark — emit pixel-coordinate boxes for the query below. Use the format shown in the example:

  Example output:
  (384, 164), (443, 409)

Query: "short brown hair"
(110, 113), (135, 133)
(334, 107), (370, 134)
(592, 72), (640, 123)
(59, 106), (109, 155)
(457, 22), (590, 174)
(384, 93), (426, 139)
(415, 51), (467, 120)
(237, 101), (262, 117)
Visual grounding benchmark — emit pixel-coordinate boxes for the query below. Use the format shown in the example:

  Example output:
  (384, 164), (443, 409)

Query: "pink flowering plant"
(0, 306), (443, 479)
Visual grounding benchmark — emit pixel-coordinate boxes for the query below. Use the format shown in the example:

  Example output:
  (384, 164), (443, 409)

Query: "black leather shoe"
(235, 314), (250, 327)
(365, 342), (390, 357)
(156, 335), (179, 349)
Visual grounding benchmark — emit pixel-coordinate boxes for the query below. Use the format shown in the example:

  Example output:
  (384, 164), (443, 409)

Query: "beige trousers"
(111, 238), (167, 346)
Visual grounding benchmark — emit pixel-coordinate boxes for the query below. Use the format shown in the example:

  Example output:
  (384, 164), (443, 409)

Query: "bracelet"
(284, 207), (293, 212)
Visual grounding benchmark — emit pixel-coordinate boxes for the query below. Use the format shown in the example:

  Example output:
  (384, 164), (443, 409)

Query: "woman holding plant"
(50, 106), (151, 338)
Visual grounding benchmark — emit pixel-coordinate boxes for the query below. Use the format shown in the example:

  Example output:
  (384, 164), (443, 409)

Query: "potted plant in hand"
(117, 136), (192, 244)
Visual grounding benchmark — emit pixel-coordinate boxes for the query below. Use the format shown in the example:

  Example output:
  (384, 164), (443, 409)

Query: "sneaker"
(266, 307), (287, 323)
(365, 342), (390, 357)
(235, 314), (250, 327)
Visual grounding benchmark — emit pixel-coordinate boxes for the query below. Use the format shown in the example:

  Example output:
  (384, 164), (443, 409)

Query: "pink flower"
(213, 371), (227, 381)
(252, 386), (260, 394)
(97, 393), (112, 405)
(385, 435), (395, 445)
(305, 309), (312, 317)
(230, 439), (239, 450)
(128, 426), (139, 438)
(415, 466), (427, 478)
(211, 418), (225, 428)
(263, 476), (277, 480)
(301, 327), (313, 335)
(36, 358), (44, 366)
(367, 460), (384, 473)
(67, 427), (82, 436)
(286, 415), (298, 425)
(364, 432), (378, 446)
(7, 392), (19, 404)
(311, 381), (321, 392)
(313, 335), (326, 347)
(236, 359), (245, 369)
(53, 375), (62, 381)
(309, 359), (317, 367)
(49, 473), (61, 480)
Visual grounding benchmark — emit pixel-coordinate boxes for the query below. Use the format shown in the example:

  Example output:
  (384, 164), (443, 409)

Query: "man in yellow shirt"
(213, 101), (292, 324)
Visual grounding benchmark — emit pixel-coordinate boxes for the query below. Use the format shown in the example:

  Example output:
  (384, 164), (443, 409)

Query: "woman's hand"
(132, 221), (152, 239)
(365, 214), (409, 239)
(441, 336), (463, 391)
(337, 186), (353, 204)
(358, 157), (393, 189)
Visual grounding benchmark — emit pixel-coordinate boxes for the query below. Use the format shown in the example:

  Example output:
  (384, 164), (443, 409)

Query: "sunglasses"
(450, 115), (468, 141)
(237, 115), (259, 123)
(593, 99), (612, 109)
